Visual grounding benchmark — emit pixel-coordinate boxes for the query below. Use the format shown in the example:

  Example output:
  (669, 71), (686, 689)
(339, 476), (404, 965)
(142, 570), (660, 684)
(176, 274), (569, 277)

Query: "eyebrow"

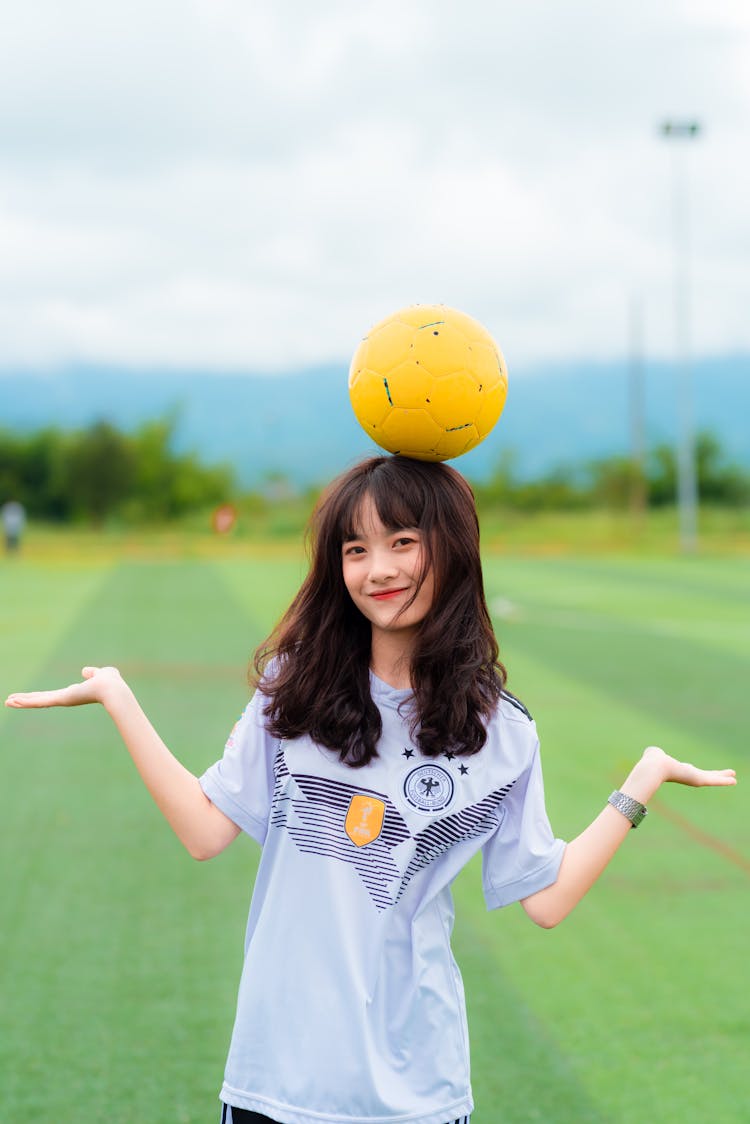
(343, 524), (419, 543)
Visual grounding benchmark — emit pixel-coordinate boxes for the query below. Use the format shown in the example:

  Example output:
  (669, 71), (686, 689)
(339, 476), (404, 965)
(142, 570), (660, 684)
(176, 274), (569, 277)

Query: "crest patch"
(403, 764), (455, 814)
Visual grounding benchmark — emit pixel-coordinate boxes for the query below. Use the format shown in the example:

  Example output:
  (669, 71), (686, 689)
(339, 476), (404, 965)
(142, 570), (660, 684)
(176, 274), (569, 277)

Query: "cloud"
(0, 0), (748, 371)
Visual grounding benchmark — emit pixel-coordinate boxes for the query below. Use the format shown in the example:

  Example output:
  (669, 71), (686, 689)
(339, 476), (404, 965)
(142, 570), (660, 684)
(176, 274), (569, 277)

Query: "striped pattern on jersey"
(270, 749), (409, 909)
(501, 689), (532, 720)
(394, 779), (516, 903)
(270, 746), (514, 912)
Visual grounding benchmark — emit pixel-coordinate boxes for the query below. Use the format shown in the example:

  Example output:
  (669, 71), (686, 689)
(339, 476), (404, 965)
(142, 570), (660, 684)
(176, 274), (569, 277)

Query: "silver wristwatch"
(608, 789), (648, 828)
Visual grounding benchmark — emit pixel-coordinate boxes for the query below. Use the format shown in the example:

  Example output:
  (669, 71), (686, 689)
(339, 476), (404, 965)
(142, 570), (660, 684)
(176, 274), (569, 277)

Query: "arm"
(521, 746), (736, 929)
(5, 666), (241, 861)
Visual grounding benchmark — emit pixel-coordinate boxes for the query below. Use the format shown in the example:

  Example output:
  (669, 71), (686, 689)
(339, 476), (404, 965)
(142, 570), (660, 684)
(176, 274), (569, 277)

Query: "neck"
(370, 629), (416, 690)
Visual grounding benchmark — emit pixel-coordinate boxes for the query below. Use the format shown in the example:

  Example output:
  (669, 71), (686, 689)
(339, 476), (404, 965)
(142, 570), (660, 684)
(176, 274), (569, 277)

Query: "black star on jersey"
(402, 748), (414, 759)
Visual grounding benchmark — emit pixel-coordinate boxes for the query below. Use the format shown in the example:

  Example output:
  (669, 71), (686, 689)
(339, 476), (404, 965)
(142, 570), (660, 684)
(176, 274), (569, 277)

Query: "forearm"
(104, 682), (239, 860)
(522, 752), (667, 928)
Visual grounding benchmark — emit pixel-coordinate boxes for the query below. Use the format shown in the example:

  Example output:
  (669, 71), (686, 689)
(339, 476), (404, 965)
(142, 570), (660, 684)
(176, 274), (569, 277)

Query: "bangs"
(338, 459), (432, 542)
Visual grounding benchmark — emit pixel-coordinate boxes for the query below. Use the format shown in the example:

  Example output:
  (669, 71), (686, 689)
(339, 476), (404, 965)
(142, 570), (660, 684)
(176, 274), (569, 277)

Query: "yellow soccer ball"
(348, 304), (508, 462)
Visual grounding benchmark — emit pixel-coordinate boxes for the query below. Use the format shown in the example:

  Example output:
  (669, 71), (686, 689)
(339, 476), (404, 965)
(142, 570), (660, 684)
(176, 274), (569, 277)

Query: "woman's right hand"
(5, 666), (127, 710)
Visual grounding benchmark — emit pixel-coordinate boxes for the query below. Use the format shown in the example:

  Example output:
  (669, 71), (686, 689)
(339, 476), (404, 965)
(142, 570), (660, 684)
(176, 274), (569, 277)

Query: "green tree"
(588, 456), (647, 511)
(0, 430), (24, 503)
(128, 417), (233, 520)
(648, 431), (750, 507)
(694, 431), (750, 504)
(21, 429), (72, 519)
(476, 452), (587, 512)
(64, 421), (137, 524)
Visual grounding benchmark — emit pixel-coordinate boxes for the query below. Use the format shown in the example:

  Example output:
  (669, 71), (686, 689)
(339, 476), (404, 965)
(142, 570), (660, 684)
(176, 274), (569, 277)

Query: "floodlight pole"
(660, 119), (700, 553)
(628, 295), (647, 517)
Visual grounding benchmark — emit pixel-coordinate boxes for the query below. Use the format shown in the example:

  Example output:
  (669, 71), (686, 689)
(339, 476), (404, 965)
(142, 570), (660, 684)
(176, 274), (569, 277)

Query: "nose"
(368, 547), (399, 583)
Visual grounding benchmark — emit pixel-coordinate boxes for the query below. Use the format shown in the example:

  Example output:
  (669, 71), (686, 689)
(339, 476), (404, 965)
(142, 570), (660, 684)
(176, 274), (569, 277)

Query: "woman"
(5, 455), (736, 1124)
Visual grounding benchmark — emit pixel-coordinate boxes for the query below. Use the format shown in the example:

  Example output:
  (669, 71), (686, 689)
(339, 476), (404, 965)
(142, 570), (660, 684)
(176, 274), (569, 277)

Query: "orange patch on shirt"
(345, 795), (386, 847)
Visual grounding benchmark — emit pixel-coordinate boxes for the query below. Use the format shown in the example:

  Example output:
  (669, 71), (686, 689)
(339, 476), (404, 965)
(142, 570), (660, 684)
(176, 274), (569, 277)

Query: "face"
(341, 496), (434, 641)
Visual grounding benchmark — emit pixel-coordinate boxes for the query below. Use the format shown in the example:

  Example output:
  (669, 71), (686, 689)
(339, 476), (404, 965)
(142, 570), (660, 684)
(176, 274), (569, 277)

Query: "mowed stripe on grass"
(452, 646), (748, 1123)
(457, 554), (749, 1122)
(0, 557), (115, 695)
(0, 559), (266, 1124)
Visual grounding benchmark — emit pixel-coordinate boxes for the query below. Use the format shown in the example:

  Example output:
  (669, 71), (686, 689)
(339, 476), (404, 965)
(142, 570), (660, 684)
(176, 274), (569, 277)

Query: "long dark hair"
(253, 455), (506, 766)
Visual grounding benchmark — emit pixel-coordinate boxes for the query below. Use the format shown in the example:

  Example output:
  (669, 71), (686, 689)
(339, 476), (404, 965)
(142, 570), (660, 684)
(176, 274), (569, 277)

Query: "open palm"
(5, 666), (124, 709)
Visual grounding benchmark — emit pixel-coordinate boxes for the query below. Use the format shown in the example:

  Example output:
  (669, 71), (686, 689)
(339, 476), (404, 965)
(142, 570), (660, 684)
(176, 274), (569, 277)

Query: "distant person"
(4, 456), (737, 1124)
(1, 499), (26, 554)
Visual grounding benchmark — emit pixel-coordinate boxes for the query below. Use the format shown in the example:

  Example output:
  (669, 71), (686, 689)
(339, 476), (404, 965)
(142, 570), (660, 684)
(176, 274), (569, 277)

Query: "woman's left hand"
(641, 744), (737, 787)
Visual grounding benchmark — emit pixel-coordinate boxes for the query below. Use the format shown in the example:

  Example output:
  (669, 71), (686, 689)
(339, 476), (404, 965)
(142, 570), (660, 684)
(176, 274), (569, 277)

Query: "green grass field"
(0, 538), (748, 1123)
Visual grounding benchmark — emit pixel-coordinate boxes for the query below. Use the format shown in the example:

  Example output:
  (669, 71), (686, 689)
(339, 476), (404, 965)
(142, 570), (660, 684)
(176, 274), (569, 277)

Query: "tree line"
(473, 432), (750, 512)
(0, 418), (747, 525)
(0, 417), (233, 523)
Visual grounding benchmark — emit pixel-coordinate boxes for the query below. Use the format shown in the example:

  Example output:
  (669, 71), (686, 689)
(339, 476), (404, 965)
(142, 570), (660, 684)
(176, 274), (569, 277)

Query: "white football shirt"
(199, 673), (565, 1124)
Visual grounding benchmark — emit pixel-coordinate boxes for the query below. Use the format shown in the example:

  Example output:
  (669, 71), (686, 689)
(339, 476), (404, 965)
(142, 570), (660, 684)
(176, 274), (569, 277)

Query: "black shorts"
(222, 1107), (470, 1124)
(222, 1109), (277, 1124)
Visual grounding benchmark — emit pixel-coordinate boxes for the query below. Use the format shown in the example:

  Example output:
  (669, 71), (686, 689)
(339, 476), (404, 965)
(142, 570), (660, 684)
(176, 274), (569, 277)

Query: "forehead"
(344, 493), (419, 540)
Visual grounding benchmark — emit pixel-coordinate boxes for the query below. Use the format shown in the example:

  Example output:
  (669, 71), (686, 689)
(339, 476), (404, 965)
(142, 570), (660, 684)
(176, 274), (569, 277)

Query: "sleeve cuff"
(483, 839), (566, 911)
(199, 772), (268, 846)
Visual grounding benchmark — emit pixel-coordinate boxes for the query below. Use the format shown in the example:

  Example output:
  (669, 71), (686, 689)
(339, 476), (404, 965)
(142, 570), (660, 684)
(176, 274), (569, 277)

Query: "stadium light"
(659, 119), (701, 552)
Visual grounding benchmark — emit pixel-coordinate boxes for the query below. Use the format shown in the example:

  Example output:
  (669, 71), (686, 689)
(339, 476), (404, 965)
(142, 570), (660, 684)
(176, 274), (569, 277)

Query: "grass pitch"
(0, 542), (747, 1123)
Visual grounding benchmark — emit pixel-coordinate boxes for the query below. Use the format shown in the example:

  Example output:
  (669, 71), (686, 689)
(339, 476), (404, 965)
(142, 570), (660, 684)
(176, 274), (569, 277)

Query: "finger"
(685, 766), (737, 787)
(82, 665), (120, 680)
(705, 769), (737, 786)
(5, 681), (93, 708)
(5, 690), (70, 709)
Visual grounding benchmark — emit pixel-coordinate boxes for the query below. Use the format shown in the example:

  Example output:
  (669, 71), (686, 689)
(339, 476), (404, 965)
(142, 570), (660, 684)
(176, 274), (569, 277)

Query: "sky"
(1, 0), (749, 375)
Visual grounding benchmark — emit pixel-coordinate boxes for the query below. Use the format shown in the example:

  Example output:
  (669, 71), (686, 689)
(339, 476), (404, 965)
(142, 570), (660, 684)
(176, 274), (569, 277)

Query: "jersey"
(199, 672), (566, 1124)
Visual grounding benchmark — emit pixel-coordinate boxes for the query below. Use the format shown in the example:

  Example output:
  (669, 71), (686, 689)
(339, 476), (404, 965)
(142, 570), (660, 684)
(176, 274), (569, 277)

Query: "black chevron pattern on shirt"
(270, 746), (514, 912)
(394, 780), (517, 903)
(270, 747), (410, 909)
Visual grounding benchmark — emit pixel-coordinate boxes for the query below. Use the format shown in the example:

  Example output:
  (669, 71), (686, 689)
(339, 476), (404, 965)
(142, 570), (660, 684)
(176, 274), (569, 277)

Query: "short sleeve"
(481, 736), (566, 910)
(199, 689), (279, 846)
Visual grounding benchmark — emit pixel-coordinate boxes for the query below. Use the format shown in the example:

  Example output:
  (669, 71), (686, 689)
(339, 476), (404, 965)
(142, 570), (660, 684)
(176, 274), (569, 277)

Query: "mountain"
(1, 355), (748, 486)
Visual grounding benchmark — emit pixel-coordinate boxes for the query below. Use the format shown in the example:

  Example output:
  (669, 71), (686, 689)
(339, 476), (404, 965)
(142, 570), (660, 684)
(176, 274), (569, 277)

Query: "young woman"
(5, 455), (736, 1124)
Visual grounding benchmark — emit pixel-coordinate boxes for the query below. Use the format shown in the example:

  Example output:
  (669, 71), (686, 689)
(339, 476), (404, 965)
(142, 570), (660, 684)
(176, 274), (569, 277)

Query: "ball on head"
(348, 304), (507, 462)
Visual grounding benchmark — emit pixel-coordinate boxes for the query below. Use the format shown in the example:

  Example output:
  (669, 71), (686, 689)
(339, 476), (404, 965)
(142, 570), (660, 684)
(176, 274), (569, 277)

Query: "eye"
(343, 544), (365, 556)
(394, 534), (418, 548)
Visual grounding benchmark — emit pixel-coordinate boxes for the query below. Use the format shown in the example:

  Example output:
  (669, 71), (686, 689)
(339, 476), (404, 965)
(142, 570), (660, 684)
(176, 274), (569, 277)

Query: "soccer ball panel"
(410, 322), (470, 378)
(385, 362), (434, 409)
(349, 367), (394, 428)
(467, 341), (507, 391)
(434, 424), (481, 459)
(475, 379), (507, 435)
(380, 408), (443, 456)
(421, 370), (480, 429)
(354, 318), (415, 375)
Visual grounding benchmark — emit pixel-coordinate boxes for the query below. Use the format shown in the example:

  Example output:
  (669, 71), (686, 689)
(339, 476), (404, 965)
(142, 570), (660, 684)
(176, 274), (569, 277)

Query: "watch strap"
(608, 789), (648, 828)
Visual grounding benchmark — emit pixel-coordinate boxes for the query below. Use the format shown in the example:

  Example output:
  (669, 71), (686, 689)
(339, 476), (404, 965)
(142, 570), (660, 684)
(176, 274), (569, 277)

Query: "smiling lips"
(370, 587), (408, 601)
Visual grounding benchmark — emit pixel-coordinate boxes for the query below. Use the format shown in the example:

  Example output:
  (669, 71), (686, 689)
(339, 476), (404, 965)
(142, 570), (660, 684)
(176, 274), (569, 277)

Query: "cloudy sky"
(1, 0), (748, 374)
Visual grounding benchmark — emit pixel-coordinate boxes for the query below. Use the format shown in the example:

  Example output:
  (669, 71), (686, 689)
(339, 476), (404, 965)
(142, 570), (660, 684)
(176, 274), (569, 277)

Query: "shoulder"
(498, 689), (533, 724)
(255, 655), (284, 698)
